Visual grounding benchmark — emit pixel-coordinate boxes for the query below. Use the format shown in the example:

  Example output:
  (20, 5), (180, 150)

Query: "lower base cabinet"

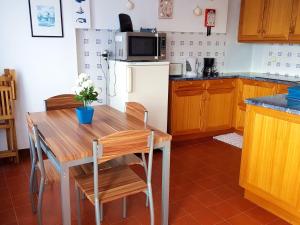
(205, 88), (235, 132)
(240, 105), (300, 224)
(168, 78), (292, 140)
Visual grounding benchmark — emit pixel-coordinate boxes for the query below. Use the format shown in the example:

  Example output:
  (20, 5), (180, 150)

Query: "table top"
(28, 105), (172, 163)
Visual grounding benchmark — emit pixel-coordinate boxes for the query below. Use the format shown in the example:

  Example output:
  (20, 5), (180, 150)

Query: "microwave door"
(128, 36), (158, 61)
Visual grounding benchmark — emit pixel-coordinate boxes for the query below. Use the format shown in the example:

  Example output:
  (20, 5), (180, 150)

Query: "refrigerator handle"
(127, 67), (133, 93)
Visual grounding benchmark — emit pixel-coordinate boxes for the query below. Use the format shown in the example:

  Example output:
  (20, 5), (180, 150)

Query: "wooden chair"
(74, 130), (155, 225)
(0, 71), (18, 162)
(44, 94), (83, 111)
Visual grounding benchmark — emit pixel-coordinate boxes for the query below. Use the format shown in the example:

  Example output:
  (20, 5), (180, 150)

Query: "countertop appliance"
(186, 57), (199, 77)
(108, 60), (170, 132)
(169, 63), (183, 76)
(202, 58), (219, 77)
(115, 32), (167, 61)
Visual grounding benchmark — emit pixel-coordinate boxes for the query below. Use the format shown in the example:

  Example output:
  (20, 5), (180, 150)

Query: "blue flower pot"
(75, 106), (94, 124)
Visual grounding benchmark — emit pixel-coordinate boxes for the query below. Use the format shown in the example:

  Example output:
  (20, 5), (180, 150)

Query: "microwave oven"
(115, 32), (167, 61)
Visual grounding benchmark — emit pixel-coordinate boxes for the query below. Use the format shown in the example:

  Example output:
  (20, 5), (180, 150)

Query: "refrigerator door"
(127, 64), (169, 132)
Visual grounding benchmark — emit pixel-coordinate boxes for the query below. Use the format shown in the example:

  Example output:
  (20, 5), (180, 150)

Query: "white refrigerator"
(108, 61), (170, 132)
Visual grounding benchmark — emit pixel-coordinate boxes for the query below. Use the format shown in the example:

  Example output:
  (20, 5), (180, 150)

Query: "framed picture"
(72, 0), (91, 29)
(28, 0), (64, 37)
(159, 0), (174, 19)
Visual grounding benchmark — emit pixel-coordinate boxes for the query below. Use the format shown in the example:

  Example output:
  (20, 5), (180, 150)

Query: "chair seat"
(78, 154), (143, 175)
(112, 154), (144, 166)
(75, 166), (147, 204)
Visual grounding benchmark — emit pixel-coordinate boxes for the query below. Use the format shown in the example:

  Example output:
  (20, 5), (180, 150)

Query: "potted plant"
(72, 73), (99, 124)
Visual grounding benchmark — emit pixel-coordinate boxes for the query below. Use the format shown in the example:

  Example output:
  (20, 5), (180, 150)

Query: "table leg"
(161, 141), (171, 225)
(60, 164), (71, 225)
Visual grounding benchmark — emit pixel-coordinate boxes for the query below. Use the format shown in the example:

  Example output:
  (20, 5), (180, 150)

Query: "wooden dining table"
(28, 105), (172, 225)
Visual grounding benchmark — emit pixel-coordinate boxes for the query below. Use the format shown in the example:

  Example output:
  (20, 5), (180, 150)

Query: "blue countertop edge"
(169, 73), (300, 85)
(245, 94), (300, 116)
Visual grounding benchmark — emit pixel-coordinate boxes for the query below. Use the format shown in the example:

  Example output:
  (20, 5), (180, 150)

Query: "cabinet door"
(262, 0), (293, 40)
(170, 85), (206, 135)
(238, 0), (265, 41)
(289, 0), (300, 41)
(205, 88), (235, 132)
(239, 79), (277, 108)
(235, 79), (277, 130)
(277, 84), (290, 94)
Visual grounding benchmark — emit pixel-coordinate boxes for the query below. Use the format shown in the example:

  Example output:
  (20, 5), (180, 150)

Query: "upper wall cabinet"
(238, 0), (297, 42)
(290, 0), (300, 40)
(238, 0), (266, 41)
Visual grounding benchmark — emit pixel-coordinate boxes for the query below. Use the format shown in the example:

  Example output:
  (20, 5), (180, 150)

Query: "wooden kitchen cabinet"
(240, 105), (300, 224)
(239, 0), (295, 42)
(169, 81), (207, 136)
(204, 80), (235, 132)
(289, 0), (300, 41)
(168, 78), (292, 140)
(238, 0), (265, 41)
(277, 84), (290, 94)
(234, 79), (278, 131)
(262, 0), (293, 41)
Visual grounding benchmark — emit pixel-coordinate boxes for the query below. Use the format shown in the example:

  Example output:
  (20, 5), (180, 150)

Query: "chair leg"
(37, 177), (45, 225)
(95, 199), (101, 225)
(141, 153), (149, 207)
(122, 197), (127, 218)
(100, 203), (103, 222)
(75, 183), (82, 225)
(147, 185), (155, 225)
(29, 165), (37, 213)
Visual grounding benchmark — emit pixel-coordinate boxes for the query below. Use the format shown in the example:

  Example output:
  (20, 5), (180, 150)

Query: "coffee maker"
(202, 58), (219, 77)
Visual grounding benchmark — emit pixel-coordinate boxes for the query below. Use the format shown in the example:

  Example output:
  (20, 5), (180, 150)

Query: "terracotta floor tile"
(193, 190), (224, 207)
(268, 218), (291, 225)
(170, 215), (200, 225)
(0, 140), (286, 225)
(225, 196), (257, 212)
(210, 185), (239, 200)
(245, 207), (279, 224)
(227, 213), (261, 225)
(0, 209), (17, 225)
(209, 201), (241, 219)
(191, 205), (224, 225)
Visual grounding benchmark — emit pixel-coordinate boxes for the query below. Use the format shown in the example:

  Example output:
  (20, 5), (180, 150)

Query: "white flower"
(78, 73), (88, 82)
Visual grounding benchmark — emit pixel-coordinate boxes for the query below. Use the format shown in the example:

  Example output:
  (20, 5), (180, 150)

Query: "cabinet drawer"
(206, 79), (235, 90)
(173, 81), (206, 91)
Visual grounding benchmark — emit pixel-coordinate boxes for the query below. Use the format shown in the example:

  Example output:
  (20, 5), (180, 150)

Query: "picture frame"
(159, 0), (174, 19)
(28, 0), (64, 37)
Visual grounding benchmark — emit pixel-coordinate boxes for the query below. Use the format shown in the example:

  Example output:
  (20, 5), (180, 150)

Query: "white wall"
(0, 0), (78, 150)
(92, 0), (229, 33)
(223, 0), (252, 72)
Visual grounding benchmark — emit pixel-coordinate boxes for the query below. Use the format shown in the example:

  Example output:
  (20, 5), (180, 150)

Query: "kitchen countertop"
(246, 94), (300, 115)
(169, 73), (300, 85)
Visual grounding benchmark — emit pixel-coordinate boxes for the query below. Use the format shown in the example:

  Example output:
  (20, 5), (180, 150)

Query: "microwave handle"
(127, 67), (133, 93)
(156, 33), (159, 60)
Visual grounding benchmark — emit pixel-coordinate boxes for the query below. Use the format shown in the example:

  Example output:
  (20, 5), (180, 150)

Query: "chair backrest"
(0, 86), (14, 120)
(125, 102), (148, 124)
(26, 113), (46, 178)
(92, 129), (154, 202)
(44, 94), (83, 111)
(0, 69), (16, 100)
